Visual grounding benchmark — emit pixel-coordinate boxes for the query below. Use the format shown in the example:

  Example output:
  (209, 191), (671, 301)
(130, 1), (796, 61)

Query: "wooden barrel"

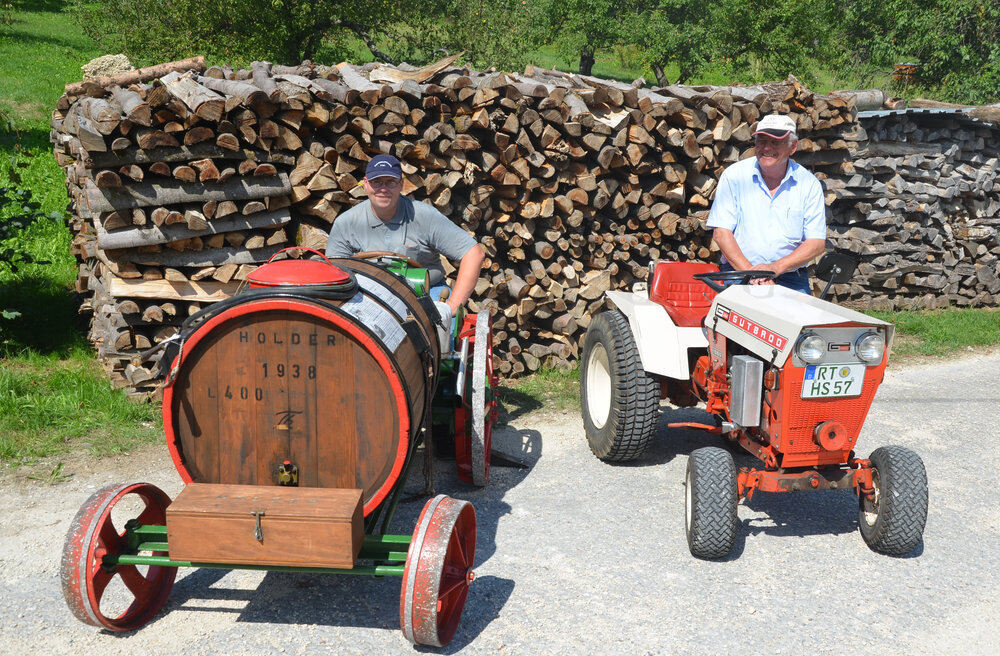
(162, 257), (438, 516)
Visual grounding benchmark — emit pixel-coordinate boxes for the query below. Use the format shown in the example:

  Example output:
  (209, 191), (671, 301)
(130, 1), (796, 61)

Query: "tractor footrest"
(166, 483), (363, 568)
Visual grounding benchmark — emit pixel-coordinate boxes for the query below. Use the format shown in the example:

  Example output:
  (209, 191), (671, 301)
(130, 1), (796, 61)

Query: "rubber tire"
(685, 447), (739, 559)
(580, 310), (659, 461)
(859, 445), (928, 555)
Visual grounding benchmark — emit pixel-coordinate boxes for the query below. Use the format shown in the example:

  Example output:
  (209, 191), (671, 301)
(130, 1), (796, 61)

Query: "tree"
(71, 0), (404, 65)
(72, 0), (537, 69)
(536, 0), (633, 75)
(379, 0), (540, 72)
(624, 0), (834, 87)
(625, 0), (710, 85)
(839, 0), (1000, 103)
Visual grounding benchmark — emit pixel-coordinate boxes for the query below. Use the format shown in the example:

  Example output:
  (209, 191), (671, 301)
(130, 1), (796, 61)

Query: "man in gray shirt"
(325, 154), (485, 320)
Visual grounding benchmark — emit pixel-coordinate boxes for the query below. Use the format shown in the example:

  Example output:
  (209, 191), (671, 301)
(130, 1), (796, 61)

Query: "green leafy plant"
(0, 136), (61, 319)
(27, 461), (73, 485)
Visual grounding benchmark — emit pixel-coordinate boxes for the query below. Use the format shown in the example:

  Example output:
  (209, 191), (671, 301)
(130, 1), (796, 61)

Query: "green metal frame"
(384, 259), (428, 296)
(106, 522), (412, 577)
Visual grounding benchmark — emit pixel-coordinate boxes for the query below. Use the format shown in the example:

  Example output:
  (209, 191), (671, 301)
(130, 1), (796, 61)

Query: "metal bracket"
(251, 510), (265, 542)
(455, 335), (470, 402)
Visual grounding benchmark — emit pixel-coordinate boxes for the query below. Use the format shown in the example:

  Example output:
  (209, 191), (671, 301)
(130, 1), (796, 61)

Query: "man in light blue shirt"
(705, 114), (827, 294)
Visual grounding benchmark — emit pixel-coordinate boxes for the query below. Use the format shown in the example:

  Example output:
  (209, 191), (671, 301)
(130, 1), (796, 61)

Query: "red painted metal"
(692, 341), (730, 418)
(400, 495), (476, 647)
(738, 466), (864, 499)
(736, 457), (876, 500)
(666, 422), (722, 433)
(247, 249), (351, 288)
(60, 482), (176, 631)
(761, 348), (889, 469)
(682, 327), (890, 499)
(649, 261), (719, 327)
(814, 420), (850, 451)
(161, 298), (411, 517)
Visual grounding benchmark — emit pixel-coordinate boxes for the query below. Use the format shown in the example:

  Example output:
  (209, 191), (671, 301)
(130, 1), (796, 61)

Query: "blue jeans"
(720, 264), (812, 295)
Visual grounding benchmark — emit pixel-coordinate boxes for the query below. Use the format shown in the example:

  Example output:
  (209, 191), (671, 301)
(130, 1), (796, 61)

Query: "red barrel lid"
(247, 259), (351, 288)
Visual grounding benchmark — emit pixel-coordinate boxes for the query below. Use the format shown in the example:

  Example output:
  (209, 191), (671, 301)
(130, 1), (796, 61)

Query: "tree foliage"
(840, 0), (1000, 103)
(535, 0), (633, 75)
(69, 0), (1000, 102)
(624, 0), (834, 86)
(71, 0), (535, 69)
(72, 0), (412, 65)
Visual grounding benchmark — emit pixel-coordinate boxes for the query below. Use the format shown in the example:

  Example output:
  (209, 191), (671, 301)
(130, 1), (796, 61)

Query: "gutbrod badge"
(718, 305), (788, 349)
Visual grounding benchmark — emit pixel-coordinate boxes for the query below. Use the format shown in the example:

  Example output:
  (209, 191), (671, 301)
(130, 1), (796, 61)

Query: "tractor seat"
(649, 262), (720, 327)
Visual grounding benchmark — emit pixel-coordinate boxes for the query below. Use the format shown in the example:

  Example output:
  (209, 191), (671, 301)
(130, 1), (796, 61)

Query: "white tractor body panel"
(606, 290), (706, 380)
(708, 285), (895, 364)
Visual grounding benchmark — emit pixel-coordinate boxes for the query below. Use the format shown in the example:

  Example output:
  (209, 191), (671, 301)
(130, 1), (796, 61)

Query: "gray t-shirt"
(325, 197), (477, 286)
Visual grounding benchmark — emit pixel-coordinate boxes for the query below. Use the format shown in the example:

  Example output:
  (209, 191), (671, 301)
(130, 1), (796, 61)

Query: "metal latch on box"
(251, 510), (265, 542)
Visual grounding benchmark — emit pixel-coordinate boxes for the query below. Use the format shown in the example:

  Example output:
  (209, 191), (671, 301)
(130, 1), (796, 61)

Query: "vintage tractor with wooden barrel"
(61, 248), (496, 646)
(580, 254), (928, 558)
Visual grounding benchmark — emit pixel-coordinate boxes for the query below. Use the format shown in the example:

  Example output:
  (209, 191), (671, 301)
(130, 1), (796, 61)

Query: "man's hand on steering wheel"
(747, 263), (778, 284)
(692, 269), (777, 293)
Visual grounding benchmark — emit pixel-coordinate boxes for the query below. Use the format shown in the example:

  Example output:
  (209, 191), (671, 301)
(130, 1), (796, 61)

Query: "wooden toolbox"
(166, 483), (364, 568)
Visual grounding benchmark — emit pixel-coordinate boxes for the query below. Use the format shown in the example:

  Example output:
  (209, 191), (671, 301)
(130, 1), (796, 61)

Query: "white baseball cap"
(753, 114), (797, 139)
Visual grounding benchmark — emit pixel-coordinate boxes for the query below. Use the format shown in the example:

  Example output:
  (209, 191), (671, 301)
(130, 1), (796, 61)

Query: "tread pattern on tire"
(859, 445), (928, 555)
(582, 310), (660, 461)
(687, 447), (738, 559)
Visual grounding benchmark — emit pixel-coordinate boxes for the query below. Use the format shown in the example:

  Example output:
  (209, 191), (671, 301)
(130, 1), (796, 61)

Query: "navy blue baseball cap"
(365, 154), (402, 179)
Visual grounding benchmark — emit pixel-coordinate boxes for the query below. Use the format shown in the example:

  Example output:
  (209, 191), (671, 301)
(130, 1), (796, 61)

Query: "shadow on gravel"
(742, 488), (859, 537)
(607, 406), (725, 468)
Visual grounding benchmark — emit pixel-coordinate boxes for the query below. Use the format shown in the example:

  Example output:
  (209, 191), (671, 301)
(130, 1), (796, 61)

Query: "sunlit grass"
(0, 347), (162, 465)
(872, 307), (1000, 358)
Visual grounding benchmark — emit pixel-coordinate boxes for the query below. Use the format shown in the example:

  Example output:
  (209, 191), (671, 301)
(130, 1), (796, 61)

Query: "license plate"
(801, 364), (865, 398)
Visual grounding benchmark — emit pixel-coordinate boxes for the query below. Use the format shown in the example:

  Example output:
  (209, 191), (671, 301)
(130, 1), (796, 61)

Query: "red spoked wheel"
(61, 482), (176, 631)
(400, 494), (477, 647)
(455, 311), (497, 486)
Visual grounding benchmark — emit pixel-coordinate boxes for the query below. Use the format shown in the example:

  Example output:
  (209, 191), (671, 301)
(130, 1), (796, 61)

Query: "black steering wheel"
(692, 270), (776, 293)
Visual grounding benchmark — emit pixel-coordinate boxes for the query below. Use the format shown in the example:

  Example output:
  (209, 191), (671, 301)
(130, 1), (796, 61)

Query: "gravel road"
(2, 352), (998, 656)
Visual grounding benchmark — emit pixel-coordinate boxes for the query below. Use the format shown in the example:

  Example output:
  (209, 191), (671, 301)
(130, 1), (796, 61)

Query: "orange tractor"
(580, 255), (928, 558)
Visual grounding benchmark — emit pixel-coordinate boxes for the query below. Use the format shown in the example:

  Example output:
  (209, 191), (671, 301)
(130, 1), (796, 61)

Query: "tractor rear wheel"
(580, 310), (659, 461)
(685, 447), (738, 559)
(859, 445), (928, 555)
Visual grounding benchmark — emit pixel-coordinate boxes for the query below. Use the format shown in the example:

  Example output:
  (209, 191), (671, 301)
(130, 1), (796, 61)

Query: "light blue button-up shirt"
(706, 157), (827, 266)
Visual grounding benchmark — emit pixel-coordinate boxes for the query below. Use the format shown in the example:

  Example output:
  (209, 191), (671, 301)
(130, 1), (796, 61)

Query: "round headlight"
(796, 334), (825, 364)
(856, 332), (885, 364)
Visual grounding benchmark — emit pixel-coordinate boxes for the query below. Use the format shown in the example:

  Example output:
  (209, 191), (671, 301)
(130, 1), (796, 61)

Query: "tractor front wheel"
(859, 445), (928, 555)
(685, 447), (738, 559)
(580, 310), (659, 461)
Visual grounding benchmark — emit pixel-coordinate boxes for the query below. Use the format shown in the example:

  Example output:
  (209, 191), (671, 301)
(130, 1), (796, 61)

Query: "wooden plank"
(81, 143), (292, 169)
(108, 278), (240, 302)
(96, 208), (292, 249)
(65, 55), (206, 95)
(84, 172), (290, 213)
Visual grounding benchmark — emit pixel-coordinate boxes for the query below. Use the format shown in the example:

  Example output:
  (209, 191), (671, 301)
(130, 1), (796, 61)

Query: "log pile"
(822, 109), (1000, 310)
(52, 57), (865, 394)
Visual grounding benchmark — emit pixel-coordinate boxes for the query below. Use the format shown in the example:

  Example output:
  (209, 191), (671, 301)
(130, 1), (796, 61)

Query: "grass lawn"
(0, 2), (161, 470)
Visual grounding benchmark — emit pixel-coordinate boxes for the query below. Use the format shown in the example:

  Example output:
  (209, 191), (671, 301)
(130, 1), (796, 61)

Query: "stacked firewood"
(285, 66), (862, 376)
(817, 109), (1000, 309)
(52, 56), (863, 393)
